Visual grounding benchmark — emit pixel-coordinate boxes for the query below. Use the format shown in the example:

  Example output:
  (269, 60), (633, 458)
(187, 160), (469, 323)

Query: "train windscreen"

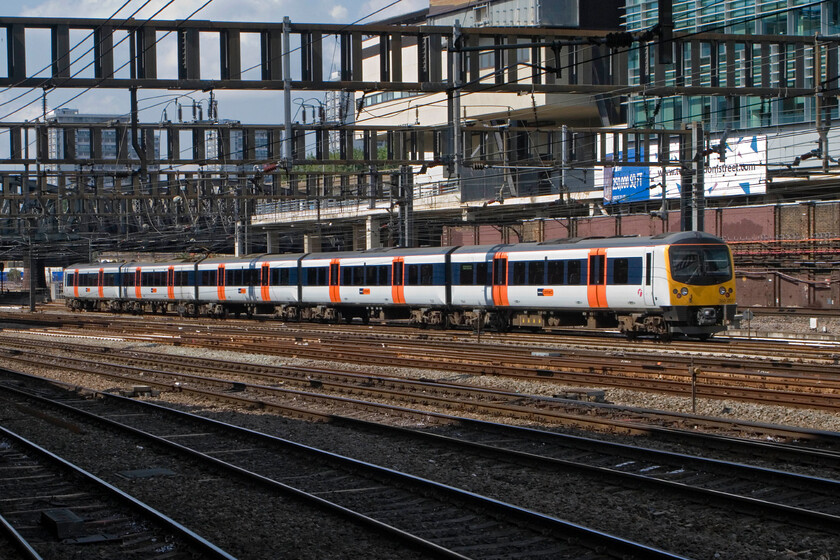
(669, 245), (732, 285)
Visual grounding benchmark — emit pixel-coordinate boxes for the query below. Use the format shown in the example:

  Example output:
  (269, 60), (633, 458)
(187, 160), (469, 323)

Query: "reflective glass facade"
(624, 0), (840, 131)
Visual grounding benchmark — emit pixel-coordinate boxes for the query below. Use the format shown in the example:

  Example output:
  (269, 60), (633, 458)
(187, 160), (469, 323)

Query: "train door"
(217, 264), (226, 301)
(134, 268), (142, 299)
(261, 263), (270, 302)
(391, 258), (404, 304)
(643, 251), (655, 306)
(167, 266), (175, 300)
(492, 253), (509, 306)
(97, 268), (104, 298)
(247, 262), (257, 302)
(587, 249), (607, 308)
(329, 259), (340, 303)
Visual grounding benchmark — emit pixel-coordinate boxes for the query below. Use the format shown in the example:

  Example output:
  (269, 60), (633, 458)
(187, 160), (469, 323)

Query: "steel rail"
(0, 374), (688, 560)
(4, 342), (840, 465)
(0, 513), (42, 560)
(0, 426), (238, 560)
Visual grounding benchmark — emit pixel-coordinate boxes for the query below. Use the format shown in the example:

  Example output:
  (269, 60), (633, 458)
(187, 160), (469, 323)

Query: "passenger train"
(63, 231), (736, 339)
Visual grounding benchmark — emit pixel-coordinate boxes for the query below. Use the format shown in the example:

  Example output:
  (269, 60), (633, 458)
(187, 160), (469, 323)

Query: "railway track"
(4, 334), (840, 459)
(0, 425), (236, 560)
(0, 371), (691, 560)
(3, 367), (839, 557)
(5, 315), (840, 412)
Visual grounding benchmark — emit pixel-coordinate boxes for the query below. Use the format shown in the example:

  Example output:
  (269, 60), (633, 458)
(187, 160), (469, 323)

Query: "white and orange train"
(63, 231), (736, 339)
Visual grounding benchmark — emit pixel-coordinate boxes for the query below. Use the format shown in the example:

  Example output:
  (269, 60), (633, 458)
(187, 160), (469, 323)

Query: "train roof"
(300, 246), (456, 260)
(64, 232), (726, 271)
(65, 262), (123, 270)
(450, 231), (724, 254)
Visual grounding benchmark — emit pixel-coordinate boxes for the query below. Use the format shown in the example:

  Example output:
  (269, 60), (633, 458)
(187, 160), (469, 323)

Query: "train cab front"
(663, 242), (737, 339)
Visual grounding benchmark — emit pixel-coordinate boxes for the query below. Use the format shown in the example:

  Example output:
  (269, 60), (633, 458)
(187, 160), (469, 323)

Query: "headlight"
(680, 287), (688, 296)
(719, 286), (727, 295)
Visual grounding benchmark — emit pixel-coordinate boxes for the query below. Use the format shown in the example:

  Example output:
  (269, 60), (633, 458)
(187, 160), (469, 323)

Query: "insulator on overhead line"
(263, 163), (278, 173)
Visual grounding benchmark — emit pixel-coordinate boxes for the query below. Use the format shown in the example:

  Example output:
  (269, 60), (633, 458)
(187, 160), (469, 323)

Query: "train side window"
(406, 264), (418, 285)
(528, 260), (545, 285)
(607, 257), (644, 285)
(547, 260), (564, 284)
(567, 260), (583, 285)
(511, 261), (527, 285)
(226, 269), (242, 286)
(610, 258), (630, 284)
(476, 262), (489, 286)
(305, 267), (323, 286)
(420, 263), (434, 285)
(199, 270), (216, 286)
(457, 263), (474, 285)
(354, 267), (365, 286)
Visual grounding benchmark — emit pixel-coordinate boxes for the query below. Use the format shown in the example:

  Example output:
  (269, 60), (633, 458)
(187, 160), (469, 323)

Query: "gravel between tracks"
(2, 316), (840, 560)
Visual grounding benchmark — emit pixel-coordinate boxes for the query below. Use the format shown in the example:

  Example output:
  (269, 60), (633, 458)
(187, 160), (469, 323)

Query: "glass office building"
(624, 0), (840, 131)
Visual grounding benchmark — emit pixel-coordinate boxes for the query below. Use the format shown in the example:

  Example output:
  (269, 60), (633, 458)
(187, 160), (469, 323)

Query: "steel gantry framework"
(0, 16), (837, 261)
(1, 17), (834, 95)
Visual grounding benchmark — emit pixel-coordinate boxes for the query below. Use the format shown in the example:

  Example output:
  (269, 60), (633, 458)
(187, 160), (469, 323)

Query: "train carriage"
(120, 262), (187, 314)
(253, 253), (305, 319)
(63, 263), (122, 310)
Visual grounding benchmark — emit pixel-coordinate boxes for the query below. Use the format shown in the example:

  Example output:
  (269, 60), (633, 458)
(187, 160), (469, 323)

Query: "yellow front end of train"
(661, 242), (737, 337)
